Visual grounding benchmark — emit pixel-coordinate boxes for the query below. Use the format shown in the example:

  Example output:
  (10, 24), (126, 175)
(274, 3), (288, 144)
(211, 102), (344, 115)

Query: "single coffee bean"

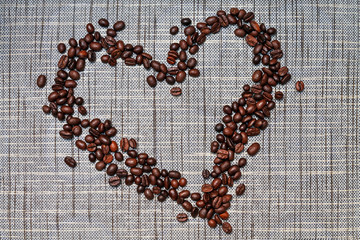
(57, 43), (66, 53)
(165, 76), (176, 85)
(128, 138), (137, 148)
(275, 91), (284, 100)
(98, 18), (109, 27)
(144, 189), (154, 200)
(59, 130), (73, 139)
(222, 222), (232, 234)
(202, 169), (210, 179)
(201, 184), (213, 193)
(120, 138), (129, 152)
(176, 71), (186, 83)
(109, 176), (121, 187)
(182, 201), (193, 212)
(64, 156), (76, 168)
(208, 219), (217, 228)
(189, 69), (200, 77)
(295, 81), (304, 92)
(177, 213), (188, 222)
(147, 75), (157, 87)
(106, 164), (118, 176)
(170, 26), (179, 35)
(247, 142), (260, 156)
(170, 87), (182, 96)
(236, 184), (246, 195)
(75, 140), (87, 150)
(181, 18), (191, 26)
(238, 158), (247, 167)
(245, 35), (258, 47)
(37, 75), (47, 88)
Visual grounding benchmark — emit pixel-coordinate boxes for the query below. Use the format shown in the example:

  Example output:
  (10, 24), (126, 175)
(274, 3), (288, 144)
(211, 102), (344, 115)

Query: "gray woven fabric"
(0, 0), (359, 239)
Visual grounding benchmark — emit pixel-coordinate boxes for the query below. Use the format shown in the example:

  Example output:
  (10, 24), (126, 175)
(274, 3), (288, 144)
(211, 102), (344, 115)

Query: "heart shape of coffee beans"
(39, 7), (294, 234)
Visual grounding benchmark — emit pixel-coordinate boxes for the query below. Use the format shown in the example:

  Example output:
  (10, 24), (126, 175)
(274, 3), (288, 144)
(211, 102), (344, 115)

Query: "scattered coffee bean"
(177, 213), (188, 222)
(109, 176), (121, 187)
(64, 156), (76, 168)
(247, 142), (260, 156)
(295, 81), (304, 92)
(222, 222), (232, 234)
(170, 26), (179, 35)
(170, 87), (182, 96)
(37, 75), (47, 88)
(181, 18), (191, 26)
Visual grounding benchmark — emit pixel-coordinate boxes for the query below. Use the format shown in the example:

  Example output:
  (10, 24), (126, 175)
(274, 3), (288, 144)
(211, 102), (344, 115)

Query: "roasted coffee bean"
(58, 55), (68, 69)
(189, 45), (199, 55)
(170, 87), (182, 96)
(59, 130), (73, 139)
(247, 142), (260, 156)
(202, 169), (210, 179)
(109, 176), (121, 187)
(179, 190), (190, 198)
(275, 91), (284, 100)
(64, 156), (76, 168)
(169, 171), (181, 179)
(106, 164), (118, 176)
(75, 140), (86, 150)
(37, 75), (46, 88)
(245, 35), (258, 47)
(95, 161), (106, 171)
(236, 183), (246, 196)
(182, 201), (193, 212)
(98, 18), (109, 27)
(295, 81), (304, 92)
(238, 158), (247, 167)
(177, 213), (188, 222)
(143, 189), (154, 200)
(191, 193), (201, 201)
(176, 71), (186, 83)
(120, 138), (129, 152)
(181, 18), (191, 26)
(57, 43), (66, 53)
(106, 28), (117, 37)
(201, 184), (213, 193)
(146, 75), (157, 87)
(208, 219), (217, 228)
(222, 222), (232, 234)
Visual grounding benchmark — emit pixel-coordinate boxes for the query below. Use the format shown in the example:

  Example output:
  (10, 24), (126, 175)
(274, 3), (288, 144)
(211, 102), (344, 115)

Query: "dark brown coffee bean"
(189, 45), (199, 55)
(146, 75), (157, 87)
(106, 164), (118, 176)
(201, 184), (213, 193)
(222, 222), (232, 234)
(176, 71), (186, 83)
(177, 213), (188, 222)
(57, 43), (66, 53)
(59, 130), (73, 139)
(168, 171), (181, 179)
(170, 87), (182, 96)
(169, 26), (179, 35)
(189, 69), (200, 77)
(130, 167), (143, 176)
(245, 35), (258, 47)
(64, 156), (76, 168)
(236, 184), (246, 196)
(58, 55), (68, 69)
(98, 18), (109, 27)
(36, 75), (47, 88)
(75, 140), (87, 150)
(143, 189), (154, 200)
(202, 169), (210, 179)
(247, 142), (260, 156)
(181, 18), (191, 26)
(295, 81), (304, 92)
(109, 176), (121, 187)
(190, 193), (201, 201)
(182, 201), (193, 212)
(275, 91), (284, 100)
(208, 219), (217, 228)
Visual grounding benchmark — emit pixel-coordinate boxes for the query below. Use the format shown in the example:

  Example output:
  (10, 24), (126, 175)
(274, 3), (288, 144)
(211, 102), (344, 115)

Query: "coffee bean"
(146, 75), (157, 87)
(59, 130), (73, 139)
(109, 176), (121, 187)
(295, 81), (304, 92)
(75, 140), (87, 150)
(274, 91), (283, 100)
(144, 189), (154, 200)
(64, 156), (76, 168)
(98, 18), (109, 27)
(36, 75), (47, 88)
(202, 169), (210, 179)
(170, 87), (182, 96)
(208, 219), (217, 228)
(130, 167), (143, 176)
(182, 201), (193, 212)
(177, 213), (188, 222)
(106, 164), (118, 176)
(170, 26), (179, 35)
(236, 184), (245, 196)
(165, 76), (175, 85)
(245, 35), (258, 47)
(189, 69), (200, 77)
(119, 137), (129, 152)
(57, 43), (66, 53)
(189, 45), (199, 55)
(222, 222), (232, 234)
(181, 18), (191, 26)
(201, 184), (213, 193)
(176, 71), (186, 83)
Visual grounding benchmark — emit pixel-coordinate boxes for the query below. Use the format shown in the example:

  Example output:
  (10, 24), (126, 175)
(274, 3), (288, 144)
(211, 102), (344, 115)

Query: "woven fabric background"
(0, 0), (359, 239)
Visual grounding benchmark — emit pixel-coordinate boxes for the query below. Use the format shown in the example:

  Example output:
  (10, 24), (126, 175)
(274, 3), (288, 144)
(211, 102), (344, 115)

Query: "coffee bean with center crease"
(64, 156), (76, 168)
(222, 222), (232, 234)
(182, 201), (193, 212)
(59, 130), (73, 139)
(275, 91), (284, 100)
(236, 184), (246, 195)
(295, 81), (304, 92)
(176, 71), (186, 83)
(202, 169), (210, 179)
(170, 87), (182, 96)
(169, 171), (181, 179)
(245, 35), (258, 47)
(75, 140), (87, 150)
(37, 75), (47, 88)
(109, 176), (121, 187)
(107, 164), (118, 176)
(120, 138), (129, 152)
(202, 184), (213, 193)
(177, 213), (188, 222)
(58, 55), (68, 69)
